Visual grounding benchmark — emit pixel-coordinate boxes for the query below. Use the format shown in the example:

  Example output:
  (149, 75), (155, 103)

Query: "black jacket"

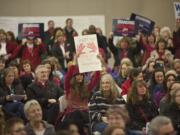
(26, 81), (63, 107)
(64, 27), (77, 51)
(51, 42), (73, 70)
(108, 38), (135, 66)
(0, 79), (25, 105)
(126, 99), (159, 130)
(26, 81), (64, 123)
(163, 103), (180, 134)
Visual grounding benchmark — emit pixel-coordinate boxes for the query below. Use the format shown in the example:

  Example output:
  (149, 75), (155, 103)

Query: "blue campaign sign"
(174, 2), (180, 21)
(130, 13), (155, 35)
(175, 3), (180, 11)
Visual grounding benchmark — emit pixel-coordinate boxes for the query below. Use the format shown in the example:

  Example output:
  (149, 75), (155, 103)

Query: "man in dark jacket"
(26, 65), (63, 124)
(64, 18), (77, 53)
(43, 20), (55, 45)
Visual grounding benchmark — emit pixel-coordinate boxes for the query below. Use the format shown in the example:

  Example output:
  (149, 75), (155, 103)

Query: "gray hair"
(149, 116), (172, 135)
(100, 74), (115, 91)
(24, 99), (41, 116)
(35, 64), (47, 75)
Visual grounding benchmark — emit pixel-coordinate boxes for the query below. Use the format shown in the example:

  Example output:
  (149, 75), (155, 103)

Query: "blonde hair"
(43, 56), (61, 70)
(24, 99), (41, 116)
(173, 59), (180, 66)
(120, 58), (133, 67)
(116, 37), (130, 48)
(55, 31), (65, 42)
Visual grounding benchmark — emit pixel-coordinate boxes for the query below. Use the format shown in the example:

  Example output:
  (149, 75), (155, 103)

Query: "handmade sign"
(112, 19), (136, 37)
(74, 34), (102, 73)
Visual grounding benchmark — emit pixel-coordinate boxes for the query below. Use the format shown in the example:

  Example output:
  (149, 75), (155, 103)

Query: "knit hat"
(165, 70), (177, 78)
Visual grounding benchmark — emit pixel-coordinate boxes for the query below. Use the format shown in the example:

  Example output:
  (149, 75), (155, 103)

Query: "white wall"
(0, 0), (178, 35)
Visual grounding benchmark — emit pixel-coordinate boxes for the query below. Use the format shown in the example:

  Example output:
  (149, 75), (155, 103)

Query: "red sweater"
(6, 41), (18, 54)
(121, 79), (132, 95)
(64, 65), (100, 96)
(64, 65), (100, 112)
(11, 43), (46, 70)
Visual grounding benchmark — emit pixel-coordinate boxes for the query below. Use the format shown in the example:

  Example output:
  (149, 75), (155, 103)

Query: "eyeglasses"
(12, 128), (26, 133)
(167, 79), (175, 82)
(175, 94), (180, 97)
(162, 131), (176, 135)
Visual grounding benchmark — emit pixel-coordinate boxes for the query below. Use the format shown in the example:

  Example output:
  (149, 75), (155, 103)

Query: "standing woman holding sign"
(56, 53), (100, 135)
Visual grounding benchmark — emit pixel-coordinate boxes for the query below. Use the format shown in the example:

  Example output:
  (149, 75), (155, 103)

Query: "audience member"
(24, 100), (56, 135)
(126, 80), (158, 132)
(26, 65), (63, 124)
(149, 116), (175, 135)
(4, 117), (27, 135)
(89, 74), (125, 133)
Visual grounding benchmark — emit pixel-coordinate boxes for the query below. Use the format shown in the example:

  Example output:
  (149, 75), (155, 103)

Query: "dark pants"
(43, 103), (59, 124)
(92, 122), (107, 134)
(56, 110), (89, 135)
(3, 102), (25, 119)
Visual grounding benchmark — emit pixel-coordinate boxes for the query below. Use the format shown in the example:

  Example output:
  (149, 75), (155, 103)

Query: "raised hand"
(48, 99), (57, 104)
(76, 43), (85, 56)
(87, 42), (97, 53)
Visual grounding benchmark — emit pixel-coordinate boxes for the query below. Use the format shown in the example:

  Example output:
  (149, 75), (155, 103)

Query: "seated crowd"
(0, 18), (180, 135)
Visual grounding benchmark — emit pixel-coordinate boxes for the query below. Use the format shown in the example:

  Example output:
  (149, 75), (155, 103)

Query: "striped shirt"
(88, 91), (125, 124)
